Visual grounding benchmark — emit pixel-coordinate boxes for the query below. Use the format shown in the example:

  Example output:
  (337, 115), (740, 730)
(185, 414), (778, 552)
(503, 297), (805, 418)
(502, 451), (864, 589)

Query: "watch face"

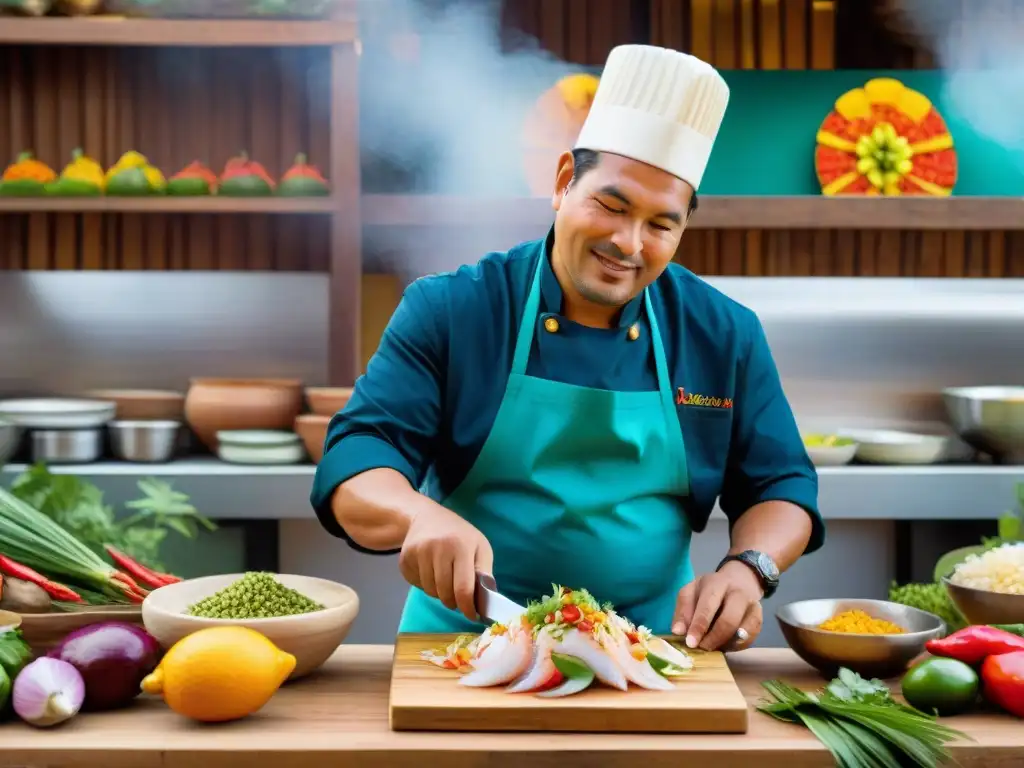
(755, 552), (780, 582)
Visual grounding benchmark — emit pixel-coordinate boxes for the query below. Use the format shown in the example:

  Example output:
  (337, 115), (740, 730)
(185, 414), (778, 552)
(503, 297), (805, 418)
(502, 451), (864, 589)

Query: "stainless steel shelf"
(1, 460), (1019, 521)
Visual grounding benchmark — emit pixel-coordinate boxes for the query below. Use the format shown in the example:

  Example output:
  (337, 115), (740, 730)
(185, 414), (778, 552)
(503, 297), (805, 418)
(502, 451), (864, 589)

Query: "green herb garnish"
(523, 584), (603, 628)
(758, 667), (972, 767)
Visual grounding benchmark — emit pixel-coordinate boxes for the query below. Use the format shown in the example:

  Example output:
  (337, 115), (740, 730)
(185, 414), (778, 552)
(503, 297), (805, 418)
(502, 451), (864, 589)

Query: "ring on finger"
(734, 627), (750, 643)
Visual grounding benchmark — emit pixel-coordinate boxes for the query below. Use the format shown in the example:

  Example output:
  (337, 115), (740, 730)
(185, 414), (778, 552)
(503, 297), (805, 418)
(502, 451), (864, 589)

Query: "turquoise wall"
(698, 69), (1024, 196)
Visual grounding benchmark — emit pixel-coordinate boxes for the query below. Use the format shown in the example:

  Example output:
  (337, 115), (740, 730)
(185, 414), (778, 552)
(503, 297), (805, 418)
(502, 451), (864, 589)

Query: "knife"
(474, 572), (525, 625)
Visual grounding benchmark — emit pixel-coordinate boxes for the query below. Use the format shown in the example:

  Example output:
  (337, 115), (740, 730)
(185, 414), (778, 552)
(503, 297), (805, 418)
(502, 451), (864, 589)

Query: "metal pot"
(108, 420), (181, 463)
(30, 428), (103, 464)
(942, 386), (1024, 464)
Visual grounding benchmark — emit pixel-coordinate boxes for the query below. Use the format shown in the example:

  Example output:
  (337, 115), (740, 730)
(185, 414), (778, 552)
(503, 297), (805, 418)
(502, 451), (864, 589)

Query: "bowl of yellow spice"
(776, 598), (945, 680)
(142, 572), (359, 681)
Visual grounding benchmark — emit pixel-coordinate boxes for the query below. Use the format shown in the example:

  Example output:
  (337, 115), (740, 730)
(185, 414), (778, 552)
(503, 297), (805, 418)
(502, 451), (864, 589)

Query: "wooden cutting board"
(389, 633), (749, 733)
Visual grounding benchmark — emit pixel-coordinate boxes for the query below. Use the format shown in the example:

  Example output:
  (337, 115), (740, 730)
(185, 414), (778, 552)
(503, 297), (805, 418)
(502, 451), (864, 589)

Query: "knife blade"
(474, 572), (525, 625)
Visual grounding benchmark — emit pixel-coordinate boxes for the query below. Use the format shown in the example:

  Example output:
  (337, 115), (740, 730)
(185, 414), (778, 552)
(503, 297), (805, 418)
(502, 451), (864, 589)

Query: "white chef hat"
(574, 45), (730, 191)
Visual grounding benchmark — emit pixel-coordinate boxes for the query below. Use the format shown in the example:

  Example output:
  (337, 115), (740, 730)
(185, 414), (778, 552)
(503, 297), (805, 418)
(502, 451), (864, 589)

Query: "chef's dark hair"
(570, 148), (699, 218)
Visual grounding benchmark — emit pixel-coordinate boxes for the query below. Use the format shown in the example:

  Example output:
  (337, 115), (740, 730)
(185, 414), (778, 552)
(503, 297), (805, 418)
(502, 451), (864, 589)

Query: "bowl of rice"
(943, 543), (1024, 625)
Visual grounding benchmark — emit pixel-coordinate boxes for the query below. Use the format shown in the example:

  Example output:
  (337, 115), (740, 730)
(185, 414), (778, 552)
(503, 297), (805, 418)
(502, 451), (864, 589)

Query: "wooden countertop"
(0, 647), (1021, 768)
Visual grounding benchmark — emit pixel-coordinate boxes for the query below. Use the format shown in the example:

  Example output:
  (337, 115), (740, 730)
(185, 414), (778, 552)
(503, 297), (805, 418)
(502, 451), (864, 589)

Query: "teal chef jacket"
(310, 228), (824, 556)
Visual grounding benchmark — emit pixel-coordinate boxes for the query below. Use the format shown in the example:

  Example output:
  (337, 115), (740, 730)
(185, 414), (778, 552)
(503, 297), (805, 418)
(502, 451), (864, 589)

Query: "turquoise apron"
(399, 254), (693, 634)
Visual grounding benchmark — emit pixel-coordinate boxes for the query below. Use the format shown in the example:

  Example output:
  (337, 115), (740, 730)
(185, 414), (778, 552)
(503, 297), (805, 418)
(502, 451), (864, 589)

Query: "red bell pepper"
(981, 650), (1024, 718)
(925, 625), (1024, 665)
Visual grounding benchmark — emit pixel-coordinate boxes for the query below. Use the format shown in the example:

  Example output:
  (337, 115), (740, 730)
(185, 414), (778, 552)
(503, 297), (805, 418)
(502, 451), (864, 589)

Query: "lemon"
(141, 626), (296, 722)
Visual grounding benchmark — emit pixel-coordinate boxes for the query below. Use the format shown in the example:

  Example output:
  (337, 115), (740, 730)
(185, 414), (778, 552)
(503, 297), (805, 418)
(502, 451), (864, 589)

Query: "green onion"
(0, 487), (137, 602)
(758, 673), (972, 768)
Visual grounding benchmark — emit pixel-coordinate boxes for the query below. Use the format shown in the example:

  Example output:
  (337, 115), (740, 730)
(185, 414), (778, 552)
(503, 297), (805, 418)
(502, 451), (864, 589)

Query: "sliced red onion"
(12, 657), (85, 727)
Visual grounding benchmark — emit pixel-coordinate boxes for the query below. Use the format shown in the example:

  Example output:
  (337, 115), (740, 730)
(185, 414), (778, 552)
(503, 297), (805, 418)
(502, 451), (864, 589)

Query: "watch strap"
(717, 550), (779, 599)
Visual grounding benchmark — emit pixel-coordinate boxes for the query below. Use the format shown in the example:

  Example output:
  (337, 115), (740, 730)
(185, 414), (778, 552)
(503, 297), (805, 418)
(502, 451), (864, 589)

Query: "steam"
(887, 0), (1024, 164)
(359, 0), (581, 195)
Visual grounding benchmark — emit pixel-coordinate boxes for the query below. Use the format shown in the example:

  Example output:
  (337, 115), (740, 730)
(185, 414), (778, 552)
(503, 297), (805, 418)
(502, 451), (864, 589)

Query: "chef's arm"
(309, 278), (447, 554)
(718, 312), (824, 568)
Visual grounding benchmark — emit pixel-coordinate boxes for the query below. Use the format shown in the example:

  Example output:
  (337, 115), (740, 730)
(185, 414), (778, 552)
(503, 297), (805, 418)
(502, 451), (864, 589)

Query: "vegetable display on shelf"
(0, 152), (57, 196)
(759, 667), (970, 767)
(105, 151), (167, 196)
(186, 571), (324, 619)
(278, 153), (330, 197)
(421, 584), (692, 697)
(47, 149), (105, 196)
(815, 77), (957, 196)
(219, 151), (277, 196)
(0, 150), (330, 198)
(166, 161), (219, 196)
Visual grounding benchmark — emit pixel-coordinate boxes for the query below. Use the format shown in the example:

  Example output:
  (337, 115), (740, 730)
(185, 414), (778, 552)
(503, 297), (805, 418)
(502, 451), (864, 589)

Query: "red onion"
(12, 657), (84, 727)
(48, 621), (161, 711)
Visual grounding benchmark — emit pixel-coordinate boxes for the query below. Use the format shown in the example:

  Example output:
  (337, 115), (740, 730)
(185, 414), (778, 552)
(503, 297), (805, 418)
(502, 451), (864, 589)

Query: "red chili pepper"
(926, 625), (1024, 665)
(0, 554), (83, 603)
(981, 650), (1024, 718)
(104, 545), (182, 589)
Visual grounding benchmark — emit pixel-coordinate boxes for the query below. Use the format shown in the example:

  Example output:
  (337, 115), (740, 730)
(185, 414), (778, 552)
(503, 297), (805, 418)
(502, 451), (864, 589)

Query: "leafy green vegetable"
(0, 627), (32, 682)
(758, 668), (972, 768)
(9, 464), (215, 572)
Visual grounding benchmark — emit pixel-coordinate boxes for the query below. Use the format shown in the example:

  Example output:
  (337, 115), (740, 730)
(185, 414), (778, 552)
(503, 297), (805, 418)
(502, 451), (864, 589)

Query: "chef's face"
(551, 149), (695, 311)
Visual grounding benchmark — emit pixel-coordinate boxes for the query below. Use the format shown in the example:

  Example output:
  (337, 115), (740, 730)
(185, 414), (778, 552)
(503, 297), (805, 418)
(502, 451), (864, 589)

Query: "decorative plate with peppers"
(815, 78), (957, 196)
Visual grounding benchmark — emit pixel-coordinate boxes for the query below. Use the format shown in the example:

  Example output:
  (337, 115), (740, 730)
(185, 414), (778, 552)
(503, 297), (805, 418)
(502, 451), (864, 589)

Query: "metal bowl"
(108, 420), (181, 463)
(942, 386), (1024, 464)
(776, 598), (945, 680)
(30, 428), (103, 464)
(0, 418), (20, 466)
(943, 576), (1024, 625)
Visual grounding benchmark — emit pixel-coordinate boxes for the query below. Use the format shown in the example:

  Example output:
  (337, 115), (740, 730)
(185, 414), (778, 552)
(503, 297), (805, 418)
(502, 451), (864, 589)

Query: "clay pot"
(305, 387), (353, 417)
(85, 389), (185, 421)
(184, 378), (303, 451)
(295, 414), (330, 463)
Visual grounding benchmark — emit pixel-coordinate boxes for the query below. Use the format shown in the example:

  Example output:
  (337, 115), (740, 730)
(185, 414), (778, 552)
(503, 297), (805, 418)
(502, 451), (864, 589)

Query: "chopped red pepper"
(981, 650), (1024, 718)
(561, 604), (581, 623)
(0, 554), (83, 603)
(577, 620), (593, 632)
(104, 545), (182, 589)
(926, 626), (1024, 665)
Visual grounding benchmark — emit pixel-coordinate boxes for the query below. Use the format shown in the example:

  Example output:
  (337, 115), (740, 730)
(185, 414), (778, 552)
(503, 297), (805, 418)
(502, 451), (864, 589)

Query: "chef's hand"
(671, 561), (763, 652)
(399, 501), (494, 622)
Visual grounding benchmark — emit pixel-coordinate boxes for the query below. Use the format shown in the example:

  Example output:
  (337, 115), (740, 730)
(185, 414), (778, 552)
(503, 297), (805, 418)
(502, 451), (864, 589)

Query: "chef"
(311, 45), (824, 651)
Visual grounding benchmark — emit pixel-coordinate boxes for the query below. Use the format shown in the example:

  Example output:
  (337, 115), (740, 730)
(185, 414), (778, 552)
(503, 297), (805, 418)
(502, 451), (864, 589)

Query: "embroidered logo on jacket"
(676, 387), (732, 409)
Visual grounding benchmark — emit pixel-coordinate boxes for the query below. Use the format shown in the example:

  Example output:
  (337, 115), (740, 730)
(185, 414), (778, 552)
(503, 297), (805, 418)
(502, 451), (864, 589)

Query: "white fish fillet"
(601, 633), (675, 690)
(459, 630), (532, 687)
(506, 631), (558, 693)
(554, 628), (628, 691)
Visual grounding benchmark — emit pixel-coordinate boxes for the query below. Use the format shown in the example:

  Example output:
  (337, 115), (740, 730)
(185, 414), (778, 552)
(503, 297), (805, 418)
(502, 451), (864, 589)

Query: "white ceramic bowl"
(837, 428), (948, 465)
(216, 429), (305, 464)
(0, 398), (116, 429)
(141, 573), (359, 680)
(803, 435), (859, 466)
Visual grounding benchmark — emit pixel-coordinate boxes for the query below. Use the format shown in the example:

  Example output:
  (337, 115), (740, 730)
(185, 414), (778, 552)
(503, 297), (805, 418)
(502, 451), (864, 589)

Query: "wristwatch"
(717, 550), (780, 599)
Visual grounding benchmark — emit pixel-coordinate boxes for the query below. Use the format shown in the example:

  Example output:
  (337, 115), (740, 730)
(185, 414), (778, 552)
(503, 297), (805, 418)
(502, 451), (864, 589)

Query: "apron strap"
(511, 252), (545, 375)
(644, 289), (677, 414)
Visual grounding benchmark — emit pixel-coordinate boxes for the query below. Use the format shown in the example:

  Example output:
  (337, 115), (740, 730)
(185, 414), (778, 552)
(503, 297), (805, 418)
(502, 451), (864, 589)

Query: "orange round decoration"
(815, 78), (957, 196)
(521, 73), (600, 196)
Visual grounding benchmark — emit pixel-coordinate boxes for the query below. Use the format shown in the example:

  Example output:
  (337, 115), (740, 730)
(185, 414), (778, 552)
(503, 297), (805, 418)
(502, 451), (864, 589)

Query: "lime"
(901, 657), (979, 716)
(551, 652), (593, 680)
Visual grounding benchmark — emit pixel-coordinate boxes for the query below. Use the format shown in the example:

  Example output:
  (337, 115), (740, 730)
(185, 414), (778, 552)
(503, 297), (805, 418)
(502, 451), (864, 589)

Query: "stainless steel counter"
(2, 460), (1017, 521)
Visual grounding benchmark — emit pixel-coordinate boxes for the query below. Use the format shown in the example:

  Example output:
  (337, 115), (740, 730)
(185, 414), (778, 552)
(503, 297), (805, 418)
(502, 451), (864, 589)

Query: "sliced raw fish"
(645, 636), (694, 670)
(459, 631), (532, 687)
(506, 631), (559, 693)
(601, 633), (675, 691)
(554, 628), (628, 691)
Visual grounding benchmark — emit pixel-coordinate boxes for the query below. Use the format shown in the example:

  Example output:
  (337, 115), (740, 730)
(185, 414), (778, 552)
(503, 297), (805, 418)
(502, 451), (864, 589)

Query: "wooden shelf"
(0, 17), (356, 47)
(0, 196), (337, 214)
(362, 194), (1024, 231)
